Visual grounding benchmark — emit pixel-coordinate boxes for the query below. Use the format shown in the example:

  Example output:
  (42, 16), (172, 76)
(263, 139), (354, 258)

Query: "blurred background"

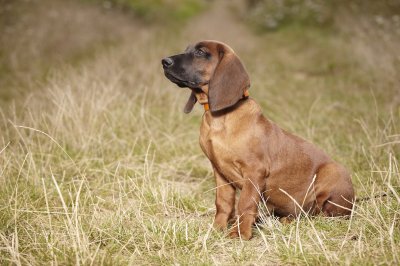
(1, 0), (399, 105)
(0, 0), (400, 264)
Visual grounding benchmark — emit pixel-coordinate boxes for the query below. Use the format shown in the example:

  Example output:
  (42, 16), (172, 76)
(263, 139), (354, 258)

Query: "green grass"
(85, 0), (206, 23)
(0, 0), (399, 265)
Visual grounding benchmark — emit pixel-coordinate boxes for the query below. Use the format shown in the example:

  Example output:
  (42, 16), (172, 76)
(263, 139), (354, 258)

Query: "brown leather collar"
(202, 89), (250, 111)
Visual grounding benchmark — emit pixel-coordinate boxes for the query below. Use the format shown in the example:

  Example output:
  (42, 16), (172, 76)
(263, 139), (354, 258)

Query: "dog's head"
(162, 40), (250, 113)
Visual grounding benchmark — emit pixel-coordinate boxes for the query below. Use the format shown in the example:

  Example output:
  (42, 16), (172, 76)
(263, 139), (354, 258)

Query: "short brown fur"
(163, 41), (355, 240)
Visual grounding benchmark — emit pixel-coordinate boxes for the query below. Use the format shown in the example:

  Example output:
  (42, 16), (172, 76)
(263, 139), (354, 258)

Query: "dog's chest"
(199, 115), (245, 182)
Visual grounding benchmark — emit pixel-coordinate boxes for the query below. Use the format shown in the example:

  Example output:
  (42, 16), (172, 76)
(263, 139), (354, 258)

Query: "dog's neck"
(193, 86), (250, 112)
(193, 91), (210, 111)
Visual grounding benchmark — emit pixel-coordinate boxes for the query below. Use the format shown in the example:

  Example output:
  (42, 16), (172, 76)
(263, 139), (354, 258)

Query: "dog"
(162, 40), (355, 240)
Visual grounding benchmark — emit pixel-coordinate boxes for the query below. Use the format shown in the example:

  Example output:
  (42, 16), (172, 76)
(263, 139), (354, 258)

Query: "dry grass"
(0, 0), (399, 265)
(0, 0), (145, 104)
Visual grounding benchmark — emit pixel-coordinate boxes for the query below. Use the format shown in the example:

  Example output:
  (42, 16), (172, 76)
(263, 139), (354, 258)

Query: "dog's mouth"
(164, 71), (201, 88)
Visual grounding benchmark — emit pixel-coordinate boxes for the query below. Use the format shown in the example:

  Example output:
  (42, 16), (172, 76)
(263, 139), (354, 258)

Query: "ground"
(0, 0), (399, 265)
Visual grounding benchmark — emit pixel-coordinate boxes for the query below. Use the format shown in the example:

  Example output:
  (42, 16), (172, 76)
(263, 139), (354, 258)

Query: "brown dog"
(162, 40), (355, 240)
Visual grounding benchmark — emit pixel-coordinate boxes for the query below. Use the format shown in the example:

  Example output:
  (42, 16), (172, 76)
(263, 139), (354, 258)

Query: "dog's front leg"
(213, 167), (236, 231)
(229, 170), (265, 240)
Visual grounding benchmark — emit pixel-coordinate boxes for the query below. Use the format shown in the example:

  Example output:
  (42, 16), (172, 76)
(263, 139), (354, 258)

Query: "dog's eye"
(194, 49), (206, 57)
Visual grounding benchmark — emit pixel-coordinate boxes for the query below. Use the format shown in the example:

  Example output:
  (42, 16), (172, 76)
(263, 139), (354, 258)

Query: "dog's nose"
(162, 57), (174, 68)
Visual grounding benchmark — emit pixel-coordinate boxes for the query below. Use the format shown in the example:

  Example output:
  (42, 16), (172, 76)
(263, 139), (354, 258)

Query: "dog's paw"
(228, 229), (252, 240)
(213, 221), (227, 231)
(213, 215), (229, 231)
(228, 230), (240, 238)
(279, 216), (294, 225)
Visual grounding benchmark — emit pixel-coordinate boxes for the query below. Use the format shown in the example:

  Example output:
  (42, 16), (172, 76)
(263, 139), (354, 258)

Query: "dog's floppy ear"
(208, 47), (250, 112)
(183, 91), (197, 113)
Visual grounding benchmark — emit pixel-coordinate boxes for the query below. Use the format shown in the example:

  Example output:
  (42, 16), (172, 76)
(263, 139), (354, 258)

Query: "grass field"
(0, 0), (399, 265)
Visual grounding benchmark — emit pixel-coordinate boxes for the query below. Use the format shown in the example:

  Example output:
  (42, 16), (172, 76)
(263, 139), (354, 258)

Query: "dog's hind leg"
(315, 163), (355, 217)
